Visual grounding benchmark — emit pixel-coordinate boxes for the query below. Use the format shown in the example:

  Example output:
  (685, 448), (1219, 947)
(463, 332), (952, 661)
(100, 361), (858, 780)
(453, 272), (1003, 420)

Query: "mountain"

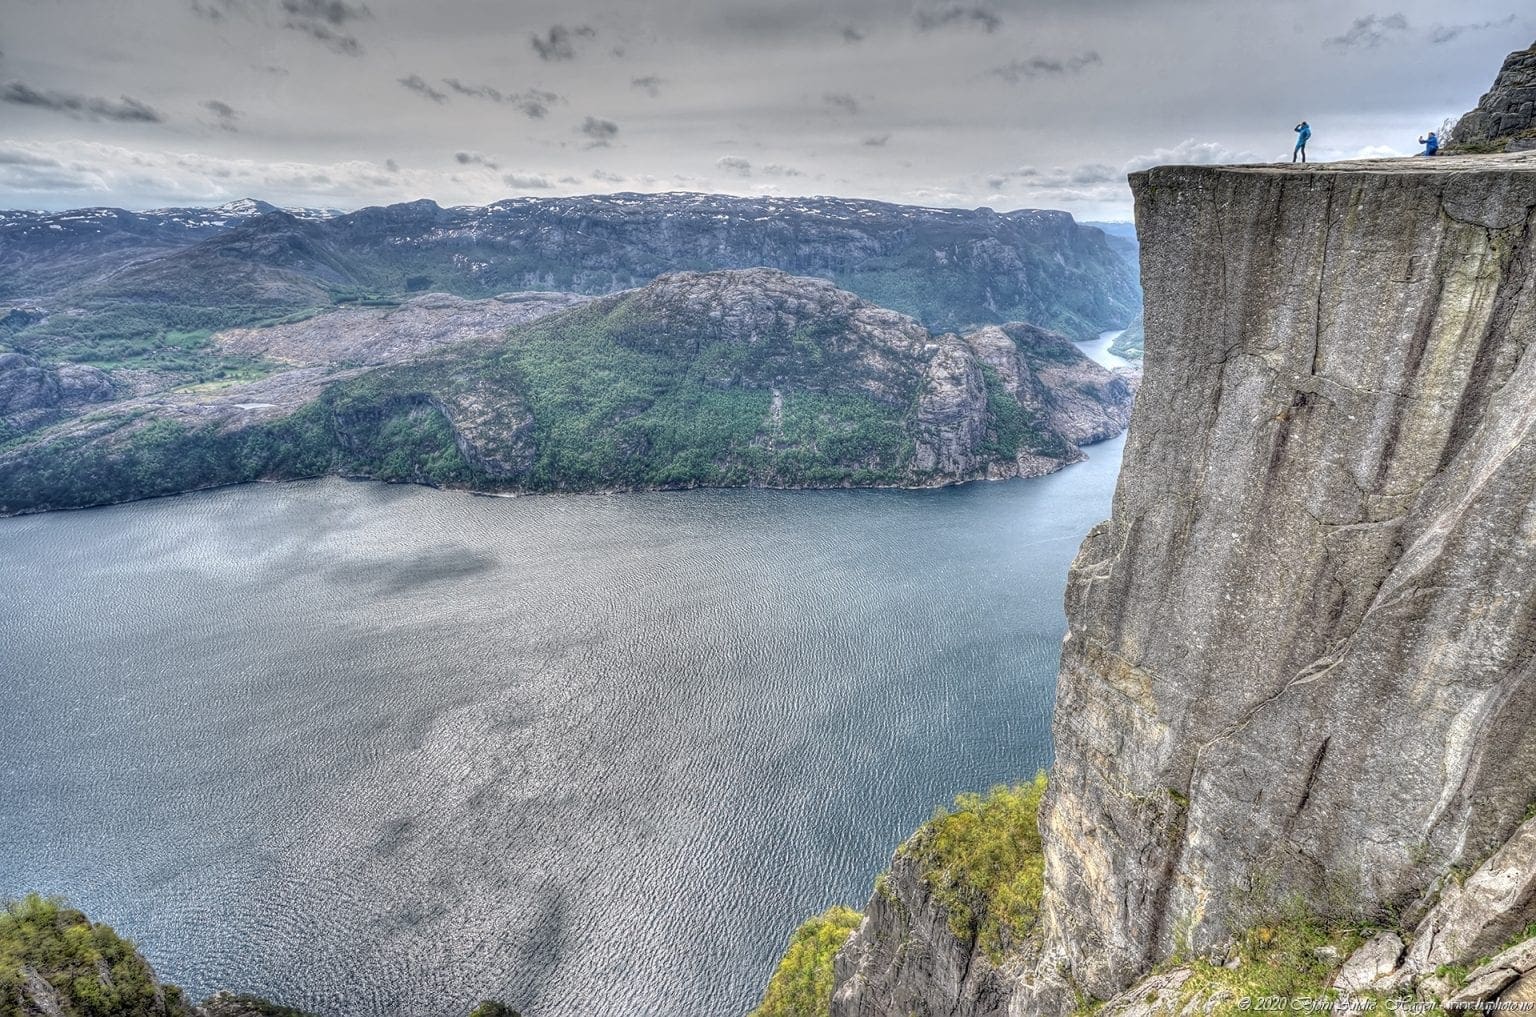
(0, 269), (1132, 515)
(790, 152), (1536, 1016)
(0, 193), (1139, 371)
(1081, 219), (1139, 270)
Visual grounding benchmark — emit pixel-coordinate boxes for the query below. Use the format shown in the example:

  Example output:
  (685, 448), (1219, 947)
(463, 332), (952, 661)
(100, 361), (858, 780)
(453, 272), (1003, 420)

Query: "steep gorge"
(818, 152), (1536, 1015)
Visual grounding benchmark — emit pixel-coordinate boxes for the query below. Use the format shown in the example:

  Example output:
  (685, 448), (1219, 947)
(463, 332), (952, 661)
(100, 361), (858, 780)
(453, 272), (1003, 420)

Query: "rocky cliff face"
(1045, 152), (1536, 998)
(819, 152), (1536, 1017)
(1451, 40), (1536, 152)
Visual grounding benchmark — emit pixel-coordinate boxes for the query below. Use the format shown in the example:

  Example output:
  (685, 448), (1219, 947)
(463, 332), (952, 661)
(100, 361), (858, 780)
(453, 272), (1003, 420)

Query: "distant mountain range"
(0, 193), (1142, 512)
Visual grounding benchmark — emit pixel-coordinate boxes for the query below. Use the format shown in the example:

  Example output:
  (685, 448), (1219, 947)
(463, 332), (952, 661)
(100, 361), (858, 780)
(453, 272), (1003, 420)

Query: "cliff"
(808, 152), (1536, 1016)
(1450, 39), (1536, 153)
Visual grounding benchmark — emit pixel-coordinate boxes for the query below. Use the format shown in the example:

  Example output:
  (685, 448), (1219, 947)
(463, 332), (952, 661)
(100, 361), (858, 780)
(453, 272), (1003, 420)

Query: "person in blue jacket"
(1293, 121), (1312, 163)
(1419, 131), (1439, 156)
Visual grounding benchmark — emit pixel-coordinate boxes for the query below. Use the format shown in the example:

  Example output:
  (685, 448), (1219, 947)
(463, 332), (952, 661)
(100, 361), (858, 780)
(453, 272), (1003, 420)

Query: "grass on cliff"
(900, 772), (1048, 963)
(0, 893), (188, 1017)
(749, 906), (863, 1017)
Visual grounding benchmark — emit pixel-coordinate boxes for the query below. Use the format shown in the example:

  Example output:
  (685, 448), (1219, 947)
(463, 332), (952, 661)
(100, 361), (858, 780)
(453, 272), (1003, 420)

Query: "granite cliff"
(776, 152), (1536, 1016)
(1450, 39), (1536, 153)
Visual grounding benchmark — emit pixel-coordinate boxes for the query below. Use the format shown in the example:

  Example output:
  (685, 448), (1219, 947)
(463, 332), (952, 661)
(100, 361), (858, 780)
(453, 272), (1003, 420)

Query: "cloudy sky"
(0, 0), (1530, 219)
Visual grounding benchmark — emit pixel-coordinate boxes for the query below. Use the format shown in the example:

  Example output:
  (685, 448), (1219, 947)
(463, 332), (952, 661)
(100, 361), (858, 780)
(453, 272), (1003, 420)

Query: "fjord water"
(0, 431), (1124, 1017)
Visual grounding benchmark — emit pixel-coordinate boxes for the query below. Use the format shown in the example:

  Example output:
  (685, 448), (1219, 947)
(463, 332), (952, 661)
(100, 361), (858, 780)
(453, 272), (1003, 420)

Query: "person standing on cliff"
(1294, 121), (1312, 162)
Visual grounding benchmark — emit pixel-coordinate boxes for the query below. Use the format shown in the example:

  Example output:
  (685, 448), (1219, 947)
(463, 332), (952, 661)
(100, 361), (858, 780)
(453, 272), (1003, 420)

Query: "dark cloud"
(823, 92), (861, 114)
(455, 151), (498, 170)
(531, 24), (595, 61)
(503, 172), (553, 189)
(399, 75), (447, 103)
(631, 75), (664, 97)
(385, 158), (399, 172)
(444, 78), (502, 101)
(189, 0), (253, 21)
(203, 98), (241, 131)
(990, 52), (1102, 83)
(281, 0), (368, 26)
(1428, 14), (1516, 43)
(716, 155), (752, 176)
(762, 163), (803, 178)
(278, 0), (370, 55)
(591, 169), (624, 183)
(862, 134), (891, 147)
(580, 117), (619, 147)
(442, 79), (560, 118)
(841, 26), (865, 43)
(1, 81), (162, 123)
(1325, 13), (1410, 47)
(915, 5), (1001, 33)
(509, 89), (560, 119)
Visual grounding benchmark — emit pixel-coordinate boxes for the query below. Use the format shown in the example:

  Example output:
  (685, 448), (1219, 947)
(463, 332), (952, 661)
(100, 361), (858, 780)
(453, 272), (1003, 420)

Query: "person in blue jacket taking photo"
(1419, 131), (1439, 156)
(1294, 121), (1311, 163)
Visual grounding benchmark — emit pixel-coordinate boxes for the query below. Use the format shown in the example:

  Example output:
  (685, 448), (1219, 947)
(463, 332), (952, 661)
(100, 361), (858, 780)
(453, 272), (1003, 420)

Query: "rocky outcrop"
(1451, 40), (1536, 152)
(1043, 152), (1536, 999)
(0, 351), (114, 431)
(831, 854), (1019, 1017)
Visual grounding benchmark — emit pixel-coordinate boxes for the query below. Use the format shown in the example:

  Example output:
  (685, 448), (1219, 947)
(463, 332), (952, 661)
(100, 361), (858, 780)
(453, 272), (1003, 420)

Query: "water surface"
(0, 433), (1123, 1017)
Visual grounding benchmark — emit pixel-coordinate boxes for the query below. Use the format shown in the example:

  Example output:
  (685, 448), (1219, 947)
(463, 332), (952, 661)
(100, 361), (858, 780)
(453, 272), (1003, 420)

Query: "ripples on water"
(0, 433), (1123, 1017)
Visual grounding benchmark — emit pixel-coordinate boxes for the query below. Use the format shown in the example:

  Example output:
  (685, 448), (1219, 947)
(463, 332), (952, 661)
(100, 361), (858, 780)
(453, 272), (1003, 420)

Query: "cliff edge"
(818, 152), (1536, 1016)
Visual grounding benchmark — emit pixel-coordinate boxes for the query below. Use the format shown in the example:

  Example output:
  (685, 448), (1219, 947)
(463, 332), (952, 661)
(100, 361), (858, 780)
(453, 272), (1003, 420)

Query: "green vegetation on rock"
(1, 893), (189, 1017)
(901, 773), (1048, 962)
(749, 906), (864, 1017)
(464, 1002), (520, 1017)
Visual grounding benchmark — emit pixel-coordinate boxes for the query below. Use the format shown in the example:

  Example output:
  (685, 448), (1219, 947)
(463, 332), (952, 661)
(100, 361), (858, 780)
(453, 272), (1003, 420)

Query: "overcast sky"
(0, 0), (1530, 219)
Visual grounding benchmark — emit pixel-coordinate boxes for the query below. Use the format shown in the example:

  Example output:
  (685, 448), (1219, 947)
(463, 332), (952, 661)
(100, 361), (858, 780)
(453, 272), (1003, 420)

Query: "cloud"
(443, 78), (501, 101)
(1122, 139), (1258, 172)
(631, 75), (664, 97)
(989, 52), (1102, 83)
(716, 155), (752, 177)
(1428, 14), (1516, 44)
(915, 5), (1001, 33)
(862, 134), (891, 147)
(823, 92), (861, 114)
(531, 24), (595, 61)
(1, 81), (162, 123)
(202, 99), (241, 131)
(280, 0), (371, 55)
(1325, 13), (1409, 48)
(591, 169), (624, 183)
(841, 26), (865, 43)
(579, 117), (619, 147)
(441, 79), (560, 118)
(761, 164), (803, 178)
(385, 158), (399, 172)
(455, 151), (498, 170)
(399, 75), (447, 103)
(503, 172), (553, 189)
(0, 139), (417, 207)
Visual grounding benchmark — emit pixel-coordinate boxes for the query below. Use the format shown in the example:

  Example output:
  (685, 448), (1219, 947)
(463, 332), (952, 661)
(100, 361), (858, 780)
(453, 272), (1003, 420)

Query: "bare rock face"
(0, 350), (114, 429)
(1043, 153), (1536, 1000)
(1451, 40), (1536, 151)
(831, 853), (1017, 1017)
(1404, 814), (1536, 970)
